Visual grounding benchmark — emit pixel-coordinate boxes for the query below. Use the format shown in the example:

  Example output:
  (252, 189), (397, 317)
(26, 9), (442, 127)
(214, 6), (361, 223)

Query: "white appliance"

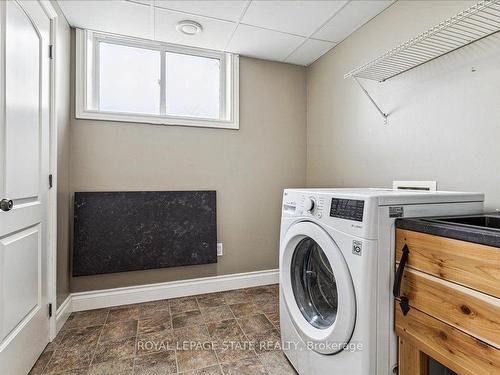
(279, 188), (484, 375)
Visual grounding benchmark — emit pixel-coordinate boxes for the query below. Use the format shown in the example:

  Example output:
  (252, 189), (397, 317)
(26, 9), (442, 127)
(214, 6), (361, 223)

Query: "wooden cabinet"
(395, 229), (500, 375)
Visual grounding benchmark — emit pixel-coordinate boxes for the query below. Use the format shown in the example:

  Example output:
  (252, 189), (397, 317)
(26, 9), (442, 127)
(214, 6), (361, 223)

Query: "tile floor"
(30, 284), (297, 375)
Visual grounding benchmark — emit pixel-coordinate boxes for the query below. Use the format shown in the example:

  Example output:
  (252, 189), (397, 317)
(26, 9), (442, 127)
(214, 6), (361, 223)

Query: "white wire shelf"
(345, 0), (500, 82)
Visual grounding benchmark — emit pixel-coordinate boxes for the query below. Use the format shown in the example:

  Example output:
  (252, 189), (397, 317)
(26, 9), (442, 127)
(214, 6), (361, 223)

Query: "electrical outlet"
(217, 243), (223, 256)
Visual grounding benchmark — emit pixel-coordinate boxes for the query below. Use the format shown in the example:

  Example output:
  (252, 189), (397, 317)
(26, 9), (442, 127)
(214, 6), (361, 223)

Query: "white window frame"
(75, 29), (239, 129)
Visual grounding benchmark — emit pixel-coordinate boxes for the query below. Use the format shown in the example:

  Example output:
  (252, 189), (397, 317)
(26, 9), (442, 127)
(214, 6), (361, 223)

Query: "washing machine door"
(281, 221), (356, 355)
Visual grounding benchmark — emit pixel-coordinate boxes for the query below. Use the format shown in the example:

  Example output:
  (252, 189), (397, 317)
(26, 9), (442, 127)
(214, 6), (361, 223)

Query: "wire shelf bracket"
(344, 0), (500, 123)
(353, 77), (388, 124)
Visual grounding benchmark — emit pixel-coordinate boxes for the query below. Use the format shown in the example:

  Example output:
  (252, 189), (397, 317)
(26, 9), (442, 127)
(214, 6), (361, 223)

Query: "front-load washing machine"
(279, 188), (484, 375)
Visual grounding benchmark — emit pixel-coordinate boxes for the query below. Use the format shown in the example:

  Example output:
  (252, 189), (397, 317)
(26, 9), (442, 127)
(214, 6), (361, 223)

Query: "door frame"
(37, 0), (58, 341)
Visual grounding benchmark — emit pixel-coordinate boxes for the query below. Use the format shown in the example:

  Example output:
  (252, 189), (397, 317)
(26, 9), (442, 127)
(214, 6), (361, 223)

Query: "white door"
(0, 1), (51, 374)
(280, 221), (356, 354)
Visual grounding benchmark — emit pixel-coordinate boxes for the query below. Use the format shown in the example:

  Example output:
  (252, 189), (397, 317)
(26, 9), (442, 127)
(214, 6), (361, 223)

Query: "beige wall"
(69, 56), (307, 292)
(52, 1), (72, 308)
(306, 0), (500, 210)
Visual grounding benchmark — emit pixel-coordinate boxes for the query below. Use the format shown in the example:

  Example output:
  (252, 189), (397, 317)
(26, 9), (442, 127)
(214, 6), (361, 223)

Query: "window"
(76, 29), (239, 129)
(99, 43), (161, 115)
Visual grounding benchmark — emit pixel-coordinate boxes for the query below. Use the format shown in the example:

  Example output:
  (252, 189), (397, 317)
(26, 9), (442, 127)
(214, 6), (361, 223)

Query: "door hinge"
(49, 44), (54, 59)
(49, 174), (53, 188)
(48, 303), (53, 318)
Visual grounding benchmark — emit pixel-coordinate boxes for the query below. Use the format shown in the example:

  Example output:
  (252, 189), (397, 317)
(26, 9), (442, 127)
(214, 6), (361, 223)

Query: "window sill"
(75, 109), (239, 130)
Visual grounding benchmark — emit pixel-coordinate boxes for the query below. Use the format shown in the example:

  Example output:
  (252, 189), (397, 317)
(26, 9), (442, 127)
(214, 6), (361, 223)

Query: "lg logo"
(352, 241), (362, 256)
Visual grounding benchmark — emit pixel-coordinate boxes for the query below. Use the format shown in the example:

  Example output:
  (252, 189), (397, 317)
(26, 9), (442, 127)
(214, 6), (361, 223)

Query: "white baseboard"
(71, 269), (279, 312)
(55, 295), (73, 334)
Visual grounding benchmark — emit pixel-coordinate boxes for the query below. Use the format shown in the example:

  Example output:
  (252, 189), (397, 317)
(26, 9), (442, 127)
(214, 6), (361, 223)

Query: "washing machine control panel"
(282, 193), (326, 218)
(303, 197), (315, 212)
(283, 190), (372, 227)
(283, 189), (379, 238)
(329, 198), (365, 222)
(299, 195), (325, 218)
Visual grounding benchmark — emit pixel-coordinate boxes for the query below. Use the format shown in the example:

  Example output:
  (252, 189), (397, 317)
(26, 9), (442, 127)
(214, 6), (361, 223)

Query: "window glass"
(99, 42), (161, 115)
(165, 52), (220, 119)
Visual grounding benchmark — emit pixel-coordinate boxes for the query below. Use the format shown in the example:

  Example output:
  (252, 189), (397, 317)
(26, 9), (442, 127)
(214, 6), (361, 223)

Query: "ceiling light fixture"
(176, 20), (203, 36)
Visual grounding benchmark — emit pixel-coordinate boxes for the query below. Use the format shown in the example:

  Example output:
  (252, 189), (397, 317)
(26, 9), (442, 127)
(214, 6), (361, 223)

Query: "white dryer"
(279, 188), (484, 375)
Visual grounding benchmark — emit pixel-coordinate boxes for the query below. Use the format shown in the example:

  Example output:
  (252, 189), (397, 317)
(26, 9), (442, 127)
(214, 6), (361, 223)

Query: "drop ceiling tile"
(154, 7), (236, 50)
(313, 0), (393, 43)
(285, 39), (336, 66)
(227, 24), (305, 61)
(242, 0), (348, 37)
(126, 0), (152, 5)
(57, 0), (152, 39)
(154, 0), (249, 22)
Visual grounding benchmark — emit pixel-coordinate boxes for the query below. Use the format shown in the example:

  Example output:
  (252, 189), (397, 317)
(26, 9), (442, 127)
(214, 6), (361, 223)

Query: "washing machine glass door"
(281, 221), (356, 355)
(291, 237), (338, 329)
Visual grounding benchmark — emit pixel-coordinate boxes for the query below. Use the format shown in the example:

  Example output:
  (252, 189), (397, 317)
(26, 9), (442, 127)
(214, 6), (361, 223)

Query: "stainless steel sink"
(424, 214), (500, 231)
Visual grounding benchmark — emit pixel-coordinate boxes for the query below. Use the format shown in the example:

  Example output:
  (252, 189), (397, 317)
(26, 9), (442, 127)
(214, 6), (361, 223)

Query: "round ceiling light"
(176, 20), (203, 36)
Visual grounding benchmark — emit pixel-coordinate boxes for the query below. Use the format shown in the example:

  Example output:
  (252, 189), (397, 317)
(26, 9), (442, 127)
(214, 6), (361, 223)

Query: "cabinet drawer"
(396, 229), (500, 297)
(399, 267), (500, 348)
(395, 307), (500, 375)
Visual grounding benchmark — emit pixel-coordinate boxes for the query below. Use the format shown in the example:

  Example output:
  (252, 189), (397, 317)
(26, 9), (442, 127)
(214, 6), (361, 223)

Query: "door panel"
(0, 1), (51, 374)
(5, 1), (40, 200)
(1, 226), (41, 342)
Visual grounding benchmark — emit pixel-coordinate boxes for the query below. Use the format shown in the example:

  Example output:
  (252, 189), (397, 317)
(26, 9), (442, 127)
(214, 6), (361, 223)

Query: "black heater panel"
(73, 191), (217, 276)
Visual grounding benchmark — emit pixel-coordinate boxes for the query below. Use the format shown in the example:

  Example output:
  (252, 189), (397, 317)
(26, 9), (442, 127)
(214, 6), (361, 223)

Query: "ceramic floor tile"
(219, 357), (267, 375)
(140, 300), (170, 319)
(266, 284), (279, 295)
(179, 365), (222, 374)
(92, 337), (136, 364)
(176, 347), (218, 373)
(138, 310), (172, 335)
(246, 288), (276, 304)
(87, 358), (134, 375)
(42, 369), (89, 375)
(133, 351), (177, 375)
(228, 303), (263, 318)
(62, 314), (75, 327)
(220, 290), (248, 305)
(138, 327), (177, 343)
(46, 329), (66, 351)
(44, 341), (59, 353)
(214, 339), (255, 364)
(29, 349), (54, 375)
(172, 310), (203, 329)
(261, 301), (279, 315)
(107, 305), (141, 323)
(174, 324), (211, 344)
(174, 323), (217, 372)
(258, 351), (297, 375)
(206, 319), (254, 364)
(44, 346), (94, 374)
(246, 329), (282, 354)
(170, 297), (199, 314)
(265, 312), (279, 324)
(196, 293), (226, 308)
(64, 309), (108, 329)
(57, 326), (103, 351)
(136, 329), (176, 357)
(200, 305), (234, 323)
(35, 286), (284, 375)
(206, 320), (243, 341)
(238, 315), (274, 335)
(100, 320), (138, 342)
